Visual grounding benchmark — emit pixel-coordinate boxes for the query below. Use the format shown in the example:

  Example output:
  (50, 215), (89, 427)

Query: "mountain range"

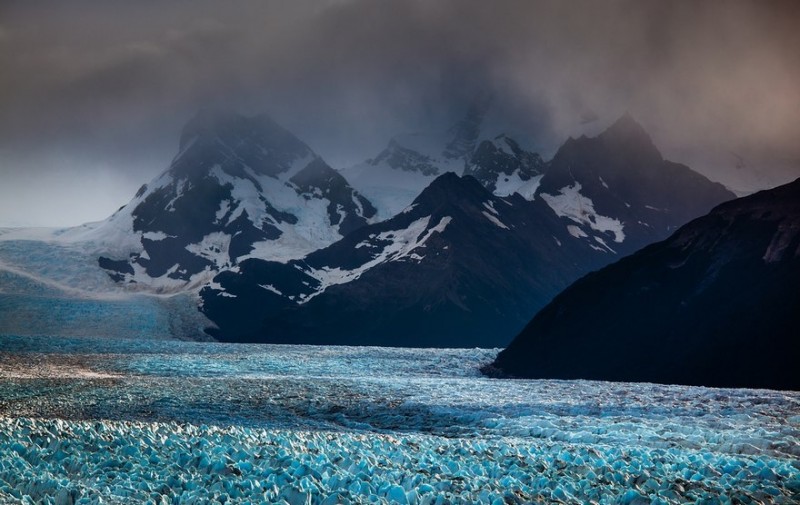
(488, 177), (800, 390)
(0, 108), (735, 348)
(197, 112), (733, 346)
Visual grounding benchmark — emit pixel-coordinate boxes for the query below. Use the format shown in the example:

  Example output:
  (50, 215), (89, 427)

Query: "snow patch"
(142, 231), (170, 241)
(259, 284), (283, 295)
(491, 135), (516, 157)
(567, 225), (588, 239)
(493, 172), (543, 201)
(185, 232), (231, 267)
(482, 211), (509, 230)
(594, 236), (616, 253)
(541, 183), (625, 243)
(304, 216), (452, 299)
(215, 199), (231, 223)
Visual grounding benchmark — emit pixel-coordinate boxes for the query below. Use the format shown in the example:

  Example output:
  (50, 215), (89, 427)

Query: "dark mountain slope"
(202, 173), (605, 346)
(490, 177), (800, 390)
(536, 114), (735, 257)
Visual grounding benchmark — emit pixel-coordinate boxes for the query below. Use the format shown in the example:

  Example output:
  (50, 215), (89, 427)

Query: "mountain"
(0, 111), (737, 346)
(0, 109), (378, 339)
(200, 173), (606, 346)
(534, 114), (735, 258)
(340, 95), (548, 219)
(201, 117), (735, 346)
(488, 177), (800, 390)
(463, 134), (545, 198)
(98, 109), (376, 291)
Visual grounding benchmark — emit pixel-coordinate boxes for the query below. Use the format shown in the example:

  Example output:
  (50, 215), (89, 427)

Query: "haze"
(1, 0), (798, 227)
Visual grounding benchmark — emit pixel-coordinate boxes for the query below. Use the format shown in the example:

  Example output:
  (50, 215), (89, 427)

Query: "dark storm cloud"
(1, 0), (799, 225)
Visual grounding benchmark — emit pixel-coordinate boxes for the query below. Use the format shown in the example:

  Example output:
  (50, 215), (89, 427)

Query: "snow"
(142, 231), (170, 241)
(512, 173), (543, 200)
(340, 163), (438, 221)
(567, 225), (588, 239)
(206, 163), (351, 264)
(0, 335), (797, 504)
(259, 283), (283, 295)
(491, 135), (516, 157)
(165, 178), (188, 212)
(215, 199), (231, 223)
(481, 211), (509, 230)
(541, 183), (626, 243)
(492, 172), (542, 201)
(340, 129), (470, 220)
(594, 236), (616, 253)
(185, 232), (232, 267)
(305, 216), (452, 299)
(0, 235), (134, 296)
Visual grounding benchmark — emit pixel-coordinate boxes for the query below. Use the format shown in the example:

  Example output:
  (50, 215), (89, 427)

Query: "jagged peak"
(178, 108), (309, 156)
(600, 113), (653, 145)
(549, 113), (661, 166)
(411, 172), (491, 210)
(442, 93), (493, 160)
(490, 134), (521, 151)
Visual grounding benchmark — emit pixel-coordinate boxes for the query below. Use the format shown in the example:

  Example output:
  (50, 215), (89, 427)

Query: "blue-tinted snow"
(0, 335), (798, 504)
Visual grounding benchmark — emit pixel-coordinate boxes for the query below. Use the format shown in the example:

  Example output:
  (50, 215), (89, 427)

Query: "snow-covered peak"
(464, 134), (545, 200)
(340, 98), (494, 219)
(536, 114), (735, 255)
(82, 110), (377, 292)
(173, 109), (316, 182)
(487, 134), (518, 157)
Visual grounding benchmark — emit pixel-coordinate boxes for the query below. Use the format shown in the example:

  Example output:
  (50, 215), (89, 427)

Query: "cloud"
(0, 0), (798, 225)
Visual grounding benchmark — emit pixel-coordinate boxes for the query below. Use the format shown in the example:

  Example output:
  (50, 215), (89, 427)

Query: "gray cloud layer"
(1, 0), (798, 226)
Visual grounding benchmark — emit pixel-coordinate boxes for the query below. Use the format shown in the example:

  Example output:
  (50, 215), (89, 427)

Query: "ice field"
(0, 335), (798, 504)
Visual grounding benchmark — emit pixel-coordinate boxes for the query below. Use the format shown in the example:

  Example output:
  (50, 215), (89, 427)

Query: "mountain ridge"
(97, 109), (376, 291)
(488, 177), (800, 389)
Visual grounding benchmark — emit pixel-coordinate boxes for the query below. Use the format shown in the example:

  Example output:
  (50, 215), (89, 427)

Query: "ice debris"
(0, 417), (798, 504)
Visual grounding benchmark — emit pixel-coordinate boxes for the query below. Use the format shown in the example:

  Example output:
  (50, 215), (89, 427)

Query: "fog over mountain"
(1, 0), (798, 226)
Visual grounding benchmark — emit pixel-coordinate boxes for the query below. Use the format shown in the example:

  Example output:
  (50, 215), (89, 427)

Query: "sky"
(1, 0), (799, 227)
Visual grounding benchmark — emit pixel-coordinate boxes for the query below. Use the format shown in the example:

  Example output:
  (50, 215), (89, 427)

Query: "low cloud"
(1, 0), (798, 225)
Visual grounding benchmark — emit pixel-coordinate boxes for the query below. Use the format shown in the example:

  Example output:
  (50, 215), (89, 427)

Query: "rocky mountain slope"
(489, 177), (800, 390)
(201, 173), (607, 346)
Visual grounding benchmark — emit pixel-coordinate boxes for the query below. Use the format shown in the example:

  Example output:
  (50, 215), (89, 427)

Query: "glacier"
(0, 335), (798, 504)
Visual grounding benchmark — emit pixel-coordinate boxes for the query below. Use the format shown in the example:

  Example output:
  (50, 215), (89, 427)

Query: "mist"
(1, 0), (798, 226)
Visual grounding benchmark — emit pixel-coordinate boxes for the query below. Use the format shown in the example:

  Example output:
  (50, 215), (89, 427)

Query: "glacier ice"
(0, 335), (797, 504)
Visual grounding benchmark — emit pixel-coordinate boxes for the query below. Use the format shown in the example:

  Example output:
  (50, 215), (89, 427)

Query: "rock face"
(490, 177), (800, 390)
(98, 110), (375, 290)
